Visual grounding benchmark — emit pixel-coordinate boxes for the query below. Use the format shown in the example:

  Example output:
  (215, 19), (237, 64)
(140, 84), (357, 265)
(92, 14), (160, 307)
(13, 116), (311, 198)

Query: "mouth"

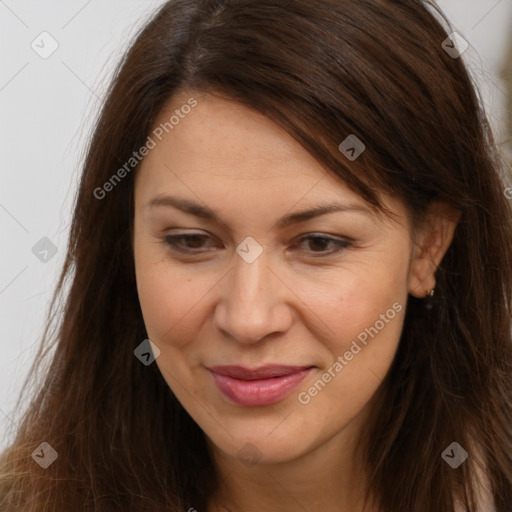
(207, 365), (315, 407)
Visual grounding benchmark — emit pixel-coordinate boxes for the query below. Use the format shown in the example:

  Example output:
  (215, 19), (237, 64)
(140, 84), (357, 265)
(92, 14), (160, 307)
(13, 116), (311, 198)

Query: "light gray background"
(1, 0), (511, 451)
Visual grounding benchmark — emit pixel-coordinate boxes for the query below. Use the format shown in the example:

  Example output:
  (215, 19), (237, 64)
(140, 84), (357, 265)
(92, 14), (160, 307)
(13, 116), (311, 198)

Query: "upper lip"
(207, 365), (313, 380)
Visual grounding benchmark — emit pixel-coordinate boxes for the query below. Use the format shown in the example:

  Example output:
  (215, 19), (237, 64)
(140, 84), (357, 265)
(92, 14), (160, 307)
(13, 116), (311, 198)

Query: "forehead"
(133, 91), (408, 230)
(138, 91), (327, 183)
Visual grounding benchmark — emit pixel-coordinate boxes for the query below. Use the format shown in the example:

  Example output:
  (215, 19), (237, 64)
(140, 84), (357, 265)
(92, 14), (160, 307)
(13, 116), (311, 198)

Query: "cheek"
(133, 230), (198, 345)
(136, 265), (200, 348)
(134, 222), (203, 346)
(293, 259), (408, 417)
(134, 264), (208, 398)
(294, 259), (408, 357)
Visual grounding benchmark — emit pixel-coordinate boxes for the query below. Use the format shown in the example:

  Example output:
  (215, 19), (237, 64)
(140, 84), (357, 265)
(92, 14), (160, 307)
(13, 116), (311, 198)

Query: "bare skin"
(132, 90), (459, 512)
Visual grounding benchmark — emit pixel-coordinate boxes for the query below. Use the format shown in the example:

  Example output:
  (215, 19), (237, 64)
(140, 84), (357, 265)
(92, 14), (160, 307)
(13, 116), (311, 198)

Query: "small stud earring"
(426, 288), (435, 297)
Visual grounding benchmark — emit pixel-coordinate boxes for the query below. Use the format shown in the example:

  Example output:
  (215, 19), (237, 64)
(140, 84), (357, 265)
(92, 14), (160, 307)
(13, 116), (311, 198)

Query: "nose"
(213, 245), (293, 344)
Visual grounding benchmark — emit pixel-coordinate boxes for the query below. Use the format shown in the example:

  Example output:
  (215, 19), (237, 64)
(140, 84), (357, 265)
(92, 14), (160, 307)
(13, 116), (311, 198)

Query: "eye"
(160, 231), (352, 258)
(292, 234), (352, 257)
(161, 233), (217, 253)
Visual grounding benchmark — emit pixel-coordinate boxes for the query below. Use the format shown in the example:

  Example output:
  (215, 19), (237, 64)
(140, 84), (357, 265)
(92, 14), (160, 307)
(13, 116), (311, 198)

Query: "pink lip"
(207, 365), (314, 406)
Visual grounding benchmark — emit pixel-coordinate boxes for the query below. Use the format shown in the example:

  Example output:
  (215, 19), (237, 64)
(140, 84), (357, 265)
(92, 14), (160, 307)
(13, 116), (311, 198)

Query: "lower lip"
(209, 368), (313, 407)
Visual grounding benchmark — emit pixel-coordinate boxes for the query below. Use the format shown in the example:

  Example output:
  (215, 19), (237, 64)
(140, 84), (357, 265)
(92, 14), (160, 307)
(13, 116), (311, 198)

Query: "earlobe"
(407, 203), (461, 298)
(408, 255), (437, 298)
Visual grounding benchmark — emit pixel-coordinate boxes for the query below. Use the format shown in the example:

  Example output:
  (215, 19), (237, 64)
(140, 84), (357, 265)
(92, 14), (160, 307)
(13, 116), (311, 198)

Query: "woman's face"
(133, 90), (420, 466)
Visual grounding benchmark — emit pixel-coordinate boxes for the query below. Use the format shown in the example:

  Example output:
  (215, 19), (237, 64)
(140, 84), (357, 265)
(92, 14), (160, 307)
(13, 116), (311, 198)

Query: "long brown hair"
(1, 1), (512, 510)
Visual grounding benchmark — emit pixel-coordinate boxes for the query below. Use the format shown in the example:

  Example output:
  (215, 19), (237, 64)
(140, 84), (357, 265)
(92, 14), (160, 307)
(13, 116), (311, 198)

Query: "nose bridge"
(215, 241), (289, 343)
(233, 243), (269, 303)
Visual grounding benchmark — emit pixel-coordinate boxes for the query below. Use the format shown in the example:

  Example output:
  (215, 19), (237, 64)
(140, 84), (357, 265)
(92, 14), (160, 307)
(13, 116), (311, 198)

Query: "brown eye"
(162, 234), (216, 253)
(295, 234), (352, 257)
(160, 232), (352, 258)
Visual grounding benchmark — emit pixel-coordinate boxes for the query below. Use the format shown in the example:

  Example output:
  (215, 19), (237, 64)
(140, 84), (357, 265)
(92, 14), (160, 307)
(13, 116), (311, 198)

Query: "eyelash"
(160, 233), (352, 258)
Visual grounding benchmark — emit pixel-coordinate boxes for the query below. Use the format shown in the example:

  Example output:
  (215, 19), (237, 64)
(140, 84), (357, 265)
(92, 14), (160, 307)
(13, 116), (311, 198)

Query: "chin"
(213, 432), (308, 466)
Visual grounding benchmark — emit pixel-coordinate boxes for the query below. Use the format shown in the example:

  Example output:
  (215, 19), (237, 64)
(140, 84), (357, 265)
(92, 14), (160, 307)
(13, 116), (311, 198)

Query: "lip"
(207, 365), (314, 406)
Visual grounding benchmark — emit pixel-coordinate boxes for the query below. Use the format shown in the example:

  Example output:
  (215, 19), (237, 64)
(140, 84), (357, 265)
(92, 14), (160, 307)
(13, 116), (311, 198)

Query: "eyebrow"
(146, 194), (372, 229)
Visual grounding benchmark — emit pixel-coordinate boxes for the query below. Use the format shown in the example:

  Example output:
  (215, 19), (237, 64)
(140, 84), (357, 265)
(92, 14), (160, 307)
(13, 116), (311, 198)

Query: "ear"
(408, 202), (461, 298)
